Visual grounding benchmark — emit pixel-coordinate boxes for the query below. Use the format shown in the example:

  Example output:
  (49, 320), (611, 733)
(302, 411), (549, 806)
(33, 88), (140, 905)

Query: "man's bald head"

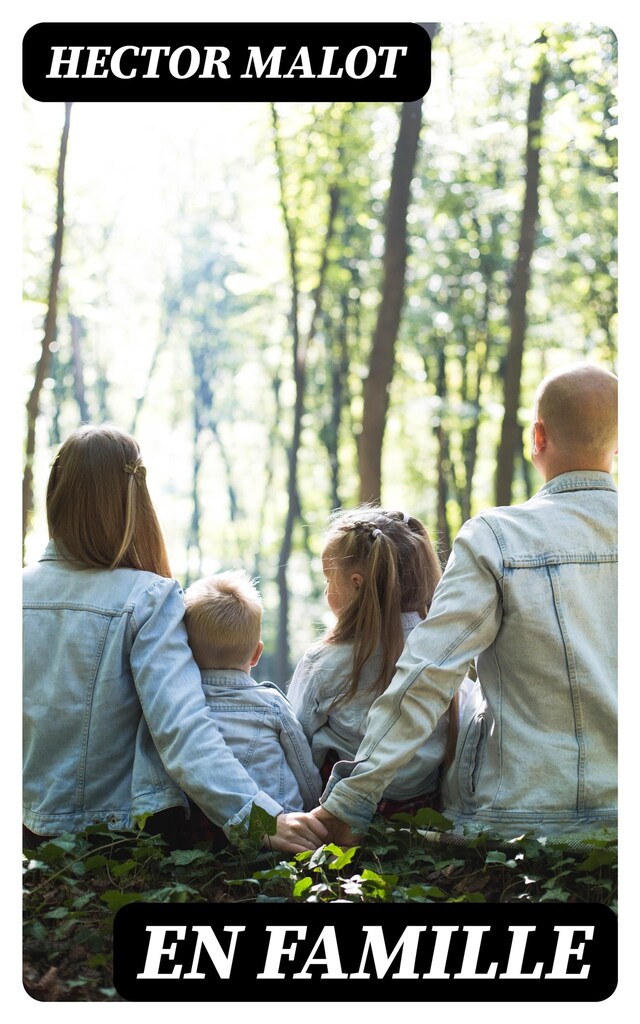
(532, 363), (617, 476)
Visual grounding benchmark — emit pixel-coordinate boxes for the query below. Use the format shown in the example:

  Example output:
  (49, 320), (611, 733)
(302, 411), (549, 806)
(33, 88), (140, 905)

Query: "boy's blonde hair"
(184, 570), (263, 669)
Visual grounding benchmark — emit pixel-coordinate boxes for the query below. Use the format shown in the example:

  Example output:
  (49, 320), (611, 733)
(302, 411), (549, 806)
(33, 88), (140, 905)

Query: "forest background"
(22, 21), (618, 689)
(16, 5), (628, 1009)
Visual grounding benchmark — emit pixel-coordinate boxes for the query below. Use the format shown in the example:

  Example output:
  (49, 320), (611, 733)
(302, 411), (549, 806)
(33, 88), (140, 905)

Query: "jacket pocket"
(443, 698), (487, 814)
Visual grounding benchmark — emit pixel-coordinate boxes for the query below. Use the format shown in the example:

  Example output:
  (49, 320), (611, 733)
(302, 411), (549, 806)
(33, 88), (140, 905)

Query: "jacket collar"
(538, 470), (617, 497)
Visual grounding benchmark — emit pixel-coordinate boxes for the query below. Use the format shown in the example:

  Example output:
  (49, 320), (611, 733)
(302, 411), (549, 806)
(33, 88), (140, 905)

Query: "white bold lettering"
(46, 46), (83, 79)
(140, 46), (171, 79)
(84, 47), (111, 78)
(453, 926), (498, 979)
(283, 46), (315, 79)
(422, 925), (459, 979)
(378, 45), (408, 78)
(199, 46), (231, 78)
(111, 46), (139, 79)
(292, 926), (348, 979)
(351, 925), (426, 979)
(545, 926), (594, 979)
(182, 925), (245, 979)
(498, 926), (544, 979)
(344, 45), (377, 79)
(257, 926), (306, 979)
(319, 46), (343, 78)
(241, 46), (286, 78)
(169, 45), (200, 79)
(136, 925), (186, 979)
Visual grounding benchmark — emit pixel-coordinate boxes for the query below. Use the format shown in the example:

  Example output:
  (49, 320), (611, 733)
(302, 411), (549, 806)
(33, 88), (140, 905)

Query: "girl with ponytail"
(289, 506), (470, 817)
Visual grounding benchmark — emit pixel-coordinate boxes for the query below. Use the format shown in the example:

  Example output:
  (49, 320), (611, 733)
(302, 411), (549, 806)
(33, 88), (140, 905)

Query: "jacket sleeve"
(321, 517), (504, 832)
(130, 577), (283, 835)
(275, 697), (323, 810)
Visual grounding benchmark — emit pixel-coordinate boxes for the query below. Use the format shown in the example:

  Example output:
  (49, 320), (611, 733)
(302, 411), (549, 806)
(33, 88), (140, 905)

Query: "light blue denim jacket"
(23, 542), (283, 837)
(322, 472), (618, 837)
(199, 669), (321, 812)
(288, 612), (451, 800)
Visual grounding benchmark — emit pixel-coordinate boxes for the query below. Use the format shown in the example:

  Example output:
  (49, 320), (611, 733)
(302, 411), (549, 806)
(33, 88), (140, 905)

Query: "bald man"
(309, 363), (618, 842)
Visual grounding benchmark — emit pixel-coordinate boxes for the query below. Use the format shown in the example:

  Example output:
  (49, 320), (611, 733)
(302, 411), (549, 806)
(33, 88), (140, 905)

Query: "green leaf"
(484, 850), (507, 864)
(326, 846), (359, 871)
(574, 850), (618, 871)
(167, 848), (214, 866)
(390, 808), (454, 831)
(248, 803), (278, 840)
(538, 888), (571, 903)
(84, 854), (108, 872)
(447, 892), (487, 903)
(293, 877), (313, 897)
(111, 859), (137, 877)
(100, 890), (144, 912)
(405, 884), (447, 900)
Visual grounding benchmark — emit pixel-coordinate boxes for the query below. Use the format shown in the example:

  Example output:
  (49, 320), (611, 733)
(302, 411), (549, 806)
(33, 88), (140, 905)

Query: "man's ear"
(532, 420), (547, 456)
(250, 640), (265, 667)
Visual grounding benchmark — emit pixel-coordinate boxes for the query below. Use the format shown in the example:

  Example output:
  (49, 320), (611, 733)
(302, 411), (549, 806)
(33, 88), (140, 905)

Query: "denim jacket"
(23, 541), (283, 837)
(199, 669), (321, 812)
(322, 472), (618, 837)
(288, 612), (451, 800)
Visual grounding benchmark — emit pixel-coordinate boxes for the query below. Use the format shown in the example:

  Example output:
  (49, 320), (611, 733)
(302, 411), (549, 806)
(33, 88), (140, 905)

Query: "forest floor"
(23, 810), (617, 1002)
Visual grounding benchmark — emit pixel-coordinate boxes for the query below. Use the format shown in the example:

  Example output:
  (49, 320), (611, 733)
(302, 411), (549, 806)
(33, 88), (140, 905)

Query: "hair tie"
(403, 513), (410, 524)
(372, 528), (382, 538)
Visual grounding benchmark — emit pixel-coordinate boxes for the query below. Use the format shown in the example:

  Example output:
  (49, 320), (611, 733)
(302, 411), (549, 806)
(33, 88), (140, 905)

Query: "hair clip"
(403, 513), (410, 524)
(124, 459), (146, 480)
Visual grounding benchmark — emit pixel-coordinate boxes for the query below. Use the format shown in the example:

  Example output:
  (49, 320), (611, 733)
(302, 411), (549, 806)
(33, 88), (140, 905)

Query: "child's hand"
(309, 805), (362, 846)
(263, 811), (329, 853)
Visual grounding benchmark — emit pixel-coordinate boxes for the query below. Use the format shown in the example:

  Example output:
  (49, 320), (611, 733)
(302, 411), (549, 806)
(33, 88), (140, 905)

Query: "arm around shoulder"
(129, 577), (283, 834)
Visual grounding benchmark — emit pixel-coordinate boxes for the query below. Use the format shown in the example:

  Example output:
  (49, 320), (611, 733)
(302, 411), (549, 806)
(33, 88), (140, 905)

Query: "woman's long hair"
(324, 505), (459, 767)
(46, 424), (171, 578)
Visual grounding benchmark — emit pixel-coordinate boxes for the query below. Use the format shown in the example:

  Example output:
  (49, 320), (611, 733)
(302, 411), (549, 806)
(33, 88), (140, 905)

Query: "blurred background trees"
(22, 23), (617, 681)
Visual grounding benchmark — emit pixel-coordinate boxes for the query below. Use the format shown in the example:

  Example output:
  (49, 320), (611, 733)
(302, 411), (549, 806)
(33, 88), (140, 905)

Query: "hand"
(263, 811), (330, 853)
(309, 805), (362, 846)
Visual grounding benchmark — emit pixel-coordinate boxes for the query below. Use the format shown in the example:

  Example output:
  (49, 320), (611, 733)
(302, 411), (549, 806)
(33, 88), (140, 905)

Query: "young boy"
(183, 570), (321, 812)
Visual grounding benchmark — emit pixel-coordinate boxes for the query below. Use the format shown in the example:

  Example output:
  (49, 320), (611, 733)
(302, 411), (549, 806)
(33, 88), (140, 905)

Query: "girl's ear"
(351, 572), (364, 590)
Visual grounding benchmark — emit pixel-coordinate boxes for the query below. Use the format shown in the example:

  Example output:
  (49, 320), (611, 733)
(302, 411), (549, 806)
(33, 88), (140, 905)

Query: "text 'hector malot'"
(45, 44), (411, 81)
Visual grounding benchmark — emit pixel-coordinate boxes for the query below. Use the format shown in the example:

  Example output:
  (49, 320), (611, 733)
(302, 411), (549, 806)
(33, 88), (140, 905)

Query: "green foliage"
(23, 23), (617, 668)
(23, 813), (616, 1001)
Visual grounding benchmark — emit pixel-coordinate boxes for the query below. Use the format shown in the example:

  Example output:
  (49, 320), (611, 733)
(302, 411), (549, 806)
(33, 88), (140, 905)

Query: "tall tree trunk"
(358, 98), (423, 504)
(272, 104), (341, 683)
(495, 36), (548, 506)
(69, 314), (90, 423)
(22, 101), (72, 558)
(433, 347), (452, 560)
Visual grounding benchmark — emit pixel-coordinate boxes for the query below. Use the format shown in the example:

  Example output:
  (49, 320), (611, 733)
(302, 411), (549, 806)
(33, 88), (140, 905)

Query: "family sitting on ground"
(22, 362), (618, 852)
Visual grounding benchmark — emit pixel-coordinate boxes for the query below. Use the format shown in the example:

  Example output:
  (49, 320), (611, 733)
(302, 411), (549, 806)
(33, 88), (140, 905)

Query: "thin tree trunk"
(23, 101), (72, 558)
(69, 314), (90, 423)
(358, 98), (424, 504)
(433, 348), (452, 560)
(495, 36), (548, 506)
(272, 104), (341, 682)
(328, 296), (350, 512)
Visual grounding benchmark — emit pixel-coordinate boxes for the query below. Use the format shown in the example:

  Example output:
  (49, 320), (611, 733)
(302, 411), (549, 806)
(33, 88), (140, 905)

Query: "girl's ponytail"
(323, 505), (461, 766)
(346, 528), (405, 706)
